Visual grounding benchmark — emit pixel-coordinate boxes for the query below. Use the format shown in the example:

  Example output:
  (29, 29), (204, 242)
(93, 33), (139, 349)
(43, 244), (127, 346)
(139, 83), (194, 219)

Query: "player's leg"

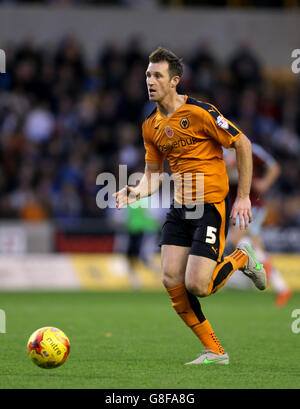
(160, 206), (208, 345)
(182, 253), (232, 364)
(160, 204), (227, 358)
(161, 244), (188, 288)
(160, 198), (264, 364)
(186, 197), (250, 297)
(183, 214), (258, 364)
(185, 250), (250, 297)
(162, 244), (226, 357)
(185, 255), (217, 297)
(126, 233), (143, 289)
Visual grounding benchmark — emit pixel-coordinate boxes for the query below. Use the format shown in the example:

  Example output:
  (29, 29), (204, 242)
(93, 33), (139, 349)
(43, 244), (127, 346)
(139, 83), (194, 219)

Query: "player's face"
(146, 61), (176, 102)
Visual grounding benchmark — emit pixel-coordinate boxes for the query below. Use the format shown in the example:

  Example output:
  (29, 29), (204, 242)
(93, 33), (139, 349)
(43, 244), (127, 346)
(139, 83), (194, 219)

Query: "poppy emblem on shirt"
(165, 126), (174, 138)
(180, 118), (190, 129)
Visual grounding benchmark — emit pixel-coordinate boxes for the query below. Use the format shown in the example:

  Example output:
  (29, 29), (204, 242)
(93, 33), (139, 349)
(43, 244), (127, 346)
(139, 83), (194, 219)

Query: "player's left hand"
(230, 196), (252, 230)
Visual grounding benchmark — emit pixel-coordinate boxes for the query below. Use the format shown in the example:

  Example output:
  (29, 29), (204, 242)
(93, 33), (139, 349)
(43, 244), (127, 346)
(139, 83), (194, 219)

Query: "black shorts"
(160, 195), (230, 262)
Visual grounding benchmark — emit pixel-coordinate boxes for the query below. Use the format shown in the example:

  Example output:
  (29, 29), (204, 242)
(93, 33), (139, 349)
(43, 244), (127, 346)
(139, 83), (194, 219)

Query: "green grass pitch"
(0, 289), (299, 389)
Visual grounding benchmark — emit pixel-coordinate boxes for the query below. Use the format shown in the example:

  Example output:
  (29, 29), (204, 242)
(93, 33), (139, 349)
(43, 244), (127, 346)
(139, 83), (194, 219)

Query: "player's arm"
(253, 159), (281, 195)
(113, 162), (164, 210)
(230, 133), (253, 230)
(199, 105), (253, 229)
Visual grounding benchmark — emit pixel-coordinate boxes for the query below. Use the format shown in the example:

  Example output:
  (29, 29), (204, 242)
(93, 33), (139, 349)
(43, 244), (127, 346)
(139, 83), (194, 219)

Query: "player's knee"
(185, 281), (208, 298)
(162, 273), (170, 288)
(162, 271), (183, 289)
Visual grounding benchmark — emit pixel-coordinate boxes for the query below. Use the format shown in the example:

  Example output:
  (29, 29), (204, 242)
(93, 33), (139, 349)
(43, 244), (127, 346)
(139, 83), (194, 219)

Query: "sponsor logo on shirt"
(216, 115), (229, 129)
(158, 136), (198, 153)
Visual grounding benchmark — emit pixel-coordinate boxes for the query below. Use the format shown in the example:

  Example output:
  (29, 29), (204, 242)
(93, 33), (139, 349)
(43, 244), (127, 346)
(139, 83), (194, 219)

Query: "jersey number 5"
(205, 226), (217, 244)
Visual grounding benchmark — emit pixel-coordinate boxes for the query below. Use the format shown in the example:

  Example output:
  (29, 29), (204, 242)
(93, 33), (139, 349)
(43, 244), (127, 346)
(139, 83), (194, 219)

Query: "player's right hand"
(112, 185), (140, 209)
(230, 196), (252, 230)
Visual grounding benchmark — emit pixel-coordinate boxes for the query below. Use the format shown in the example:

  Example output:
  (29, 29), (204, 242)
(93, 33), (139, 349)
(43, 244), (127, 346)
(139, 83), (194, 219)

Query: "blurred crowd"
(0, 35), (300, 228)
(0, 0), (296, 8)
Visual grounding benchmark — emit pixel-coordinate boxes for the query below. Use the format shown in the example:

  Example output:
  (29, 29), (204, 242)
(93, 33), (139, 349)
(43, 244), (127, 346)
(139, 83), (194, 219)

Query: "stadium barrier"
(0, 253), (299, 291)
(1, 222), (300, 253)
(0, 221), (298, 290)
(0, 254), (161, 291)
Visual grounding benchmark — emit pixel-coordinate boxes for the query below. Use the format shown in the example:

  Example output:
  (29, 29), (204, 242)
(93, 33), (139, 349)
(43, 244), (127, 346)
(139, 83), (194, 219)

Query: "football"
(27, 327), (70, 369)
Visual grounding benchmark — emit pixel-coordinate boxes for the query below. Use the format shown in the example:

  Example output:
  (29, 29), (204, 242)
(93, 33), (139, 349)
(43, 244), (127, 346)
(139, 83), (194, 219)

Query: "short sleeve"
(200, 105), (242, 149)
(142, 122), (164, 164)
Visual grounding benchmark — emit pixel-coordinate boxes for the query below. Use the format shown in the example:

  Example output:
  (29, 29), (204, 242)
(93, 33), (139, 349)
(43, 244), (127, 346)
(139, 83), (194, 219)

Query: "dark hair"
(149, 47), (184, 79)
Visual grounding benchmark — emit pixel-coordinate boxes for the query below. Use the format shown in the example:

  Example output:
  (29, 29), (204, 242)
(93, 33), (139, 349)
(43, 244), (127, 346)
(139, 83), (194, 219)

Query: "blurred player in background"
(114, 47), (267, 365)
(224, 144), (292, 306)
(125, 195), (161, 288)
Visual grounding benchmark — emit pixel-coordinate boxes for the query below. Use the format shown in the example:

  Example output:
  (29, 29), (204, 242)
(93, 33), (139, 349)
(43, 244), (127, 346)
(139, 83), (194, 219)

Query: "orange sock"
(191, 320), (225, 354)
(167, 283), (225, 354)
(206, 249), (248, 296)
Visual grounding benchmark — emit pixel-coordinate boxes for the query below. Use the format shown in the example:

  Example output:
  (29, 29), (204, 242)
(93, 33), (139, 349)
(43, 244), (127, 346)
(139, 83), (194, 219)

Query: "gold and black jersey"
(142, 95), (242, 204)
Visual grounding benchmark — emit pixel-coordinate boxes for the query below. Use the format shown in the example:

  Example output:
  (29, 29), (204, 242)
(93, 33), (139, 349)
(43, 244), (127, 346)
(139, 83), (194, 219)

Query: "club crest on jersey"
(165, 126), (174, 138)
(216, 115), (229, 129)
(180, 118), (190, 129)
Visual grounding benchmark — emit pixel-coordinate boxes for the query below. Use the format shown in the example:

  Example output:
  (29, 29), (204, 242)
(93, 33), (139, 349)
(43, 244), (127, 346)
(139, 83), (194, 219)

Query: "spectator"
(229, 42), (262, 91)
